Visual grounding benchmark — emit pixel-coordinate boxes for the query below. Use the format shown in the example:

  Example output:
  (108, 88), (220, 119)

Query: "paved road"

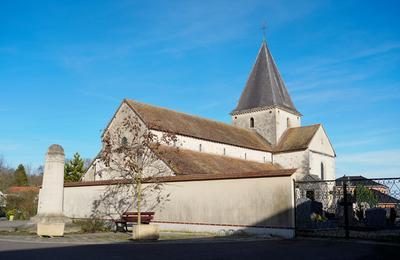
(0, 238), (399, 260)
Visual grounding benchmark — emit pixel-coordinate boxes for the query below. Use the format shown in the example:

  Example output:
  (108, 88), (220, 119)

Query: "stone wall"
(274, 108), (301, 144)
(232, 108), (276, 145)
(273, 150), (308, 179)
(232, 107), (301, 146)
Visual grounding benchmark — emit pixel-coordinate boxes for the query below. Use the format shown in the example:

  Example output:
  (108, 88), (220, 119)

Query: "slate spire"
(232, 40), (300, 115)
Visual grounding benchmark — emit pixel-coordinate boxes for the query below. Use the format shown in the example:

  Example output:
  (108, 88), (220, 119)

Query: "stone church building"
(84, 39), (335, 182)
(63, 39), (336, 238)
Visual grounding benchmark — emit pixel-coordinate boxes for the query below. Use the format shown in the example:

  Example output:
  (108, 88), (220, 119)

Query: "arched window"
(321, 162), (325, 180)
(250, 117), (254, 128)
(199, 143), (202, 152)
(244, 153), (247, 160)
(287, 117), (290, 128)
(121, 137), (128, 146)
(223, 148), (226, 155)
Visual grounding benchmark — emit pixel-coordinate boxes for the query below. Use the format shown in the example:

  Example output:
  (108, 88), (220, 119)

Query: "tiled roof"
(155, 145), (294, 176)
(126, 100), (272, 152)
(232, 41), (300, 115)
(335, 176), (386, 187)
(275, 124), (320, 152)
(371, 189), (400, 204)
(8, 186), (39, 193)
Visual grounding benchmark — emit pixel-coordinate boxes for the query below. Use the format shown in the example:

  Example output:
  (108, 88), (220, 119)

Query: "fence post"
(342, 179), (350, 239)
(293, 179), (297, 237)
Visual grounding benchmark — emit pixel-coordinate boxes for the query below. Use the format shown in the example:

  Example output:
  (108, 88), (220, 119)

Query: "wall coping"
(64, 169), (296, 187)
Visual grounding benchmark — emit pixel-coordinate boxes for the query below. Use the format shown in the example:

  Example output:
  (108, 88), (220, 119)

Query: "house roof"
(275, 124), (320, 153)
(155, 145), (295, 176)
(371, 189), (400, 204)
(126, 99), (273, 152)
(231, 41), (300, 116)
(8, 186), (39, 193)
(335, 176), (386, 187)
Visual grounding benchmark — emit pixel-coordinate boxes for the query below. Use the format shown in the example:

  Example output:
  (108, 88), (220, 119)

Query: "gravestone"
(296, 197), (312, 228)
(336, 197), (356, 226)
(31, 144), (71, 236)
(296, 197), (324, 228)
(365, 208), (386, 228)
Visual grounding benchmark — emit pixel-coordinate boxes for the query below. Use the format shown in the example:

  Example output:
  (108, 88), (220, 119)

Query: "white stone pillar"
(33, 144), (71, 237)
(38, 144), (65, 215)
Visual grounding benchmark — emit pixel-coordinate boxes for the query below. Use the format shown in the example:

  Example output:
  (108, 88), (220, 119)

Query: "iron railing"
(294, 177), (400, 241)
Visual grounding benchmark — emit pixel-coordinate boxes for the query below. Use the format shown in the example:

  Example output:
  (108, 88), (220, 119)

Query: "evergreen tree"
(14, 164), (28, 186)
(64, 153), (85, 182)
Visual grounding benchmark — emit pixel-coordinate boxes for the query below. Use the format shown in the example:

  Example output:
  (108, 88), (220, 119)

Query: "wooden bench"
(114, 212), (155, 232)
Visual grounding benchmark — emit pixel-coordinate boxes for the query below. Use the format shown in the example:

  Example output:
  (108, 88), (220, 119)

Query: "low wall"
(63, 175), (295, 238)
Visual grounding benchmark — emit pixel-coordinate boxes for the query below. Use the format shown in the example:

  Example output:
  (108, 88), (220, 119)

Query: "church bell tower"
(231, 39), (301, 147)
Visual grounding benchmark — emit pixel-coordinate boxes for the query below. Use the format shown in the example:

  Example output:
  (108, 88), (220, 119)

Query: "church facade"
(65, 39), (336, 238)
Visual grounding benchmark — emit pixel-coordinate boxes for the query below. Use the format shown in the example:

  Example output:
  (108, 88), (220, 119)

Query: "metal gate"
(294, 177), (400, 240)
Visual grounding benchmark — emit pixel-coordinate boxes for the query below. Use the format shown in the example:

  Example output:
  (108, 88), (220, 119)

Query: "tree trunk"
(134, 172), (142, 239)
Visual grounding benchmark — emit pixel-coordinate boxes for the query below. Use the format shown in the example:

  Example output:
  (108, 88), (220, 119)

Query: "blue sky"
(0, 0), (399, 177)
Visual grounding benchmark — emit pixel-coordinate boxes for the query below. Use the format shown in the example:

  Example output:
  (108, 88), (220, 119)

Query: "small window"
(250, 118), (254, 128)
(244, 153), (247, 159)
(121, 137), (128, 146)
(263, 156), (266, 163)
(223, 148), (226, 155)
(321, 162), (325, 180)
(199, 144), (202, 152)
(286, 117), (290, 128)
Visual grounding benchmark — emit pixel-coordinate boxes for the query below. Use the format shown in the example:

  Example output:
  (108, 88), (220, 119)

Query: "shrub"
(5, 190), (38, 220)
(73, 219), (110, 233)
(6, 209), (16, 219)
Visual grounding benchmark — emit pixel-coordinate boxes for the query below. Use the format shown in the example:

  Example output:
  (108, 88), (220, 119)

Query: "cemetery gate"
(294, 177), (400, 241)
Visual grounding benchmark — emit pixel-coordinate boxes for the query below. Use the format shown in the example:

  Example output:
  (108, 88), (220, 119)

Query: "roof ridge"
(125, 99), (272, 151)
(126, 99), (267, 136)
(287, 124), (321, 130)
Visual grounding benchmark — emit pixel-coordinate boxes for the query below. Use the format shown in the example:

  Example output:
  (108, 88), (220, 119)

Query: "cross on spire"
(261, 22), (267, 42)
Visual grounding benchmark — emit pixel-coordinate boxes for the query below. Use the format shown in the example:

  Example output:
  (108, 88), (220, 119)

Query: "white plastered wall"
(308, 126), (336, 180)
(152, 130), (272, 163)
(63, 176), (295, 237)
(309, 152), (335, 180)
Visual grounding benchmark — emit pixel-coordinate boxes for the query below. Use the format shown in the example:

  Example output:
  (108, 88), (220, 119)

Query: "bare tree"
(92, 109), (177, 234)
(0, 156), (15, 192)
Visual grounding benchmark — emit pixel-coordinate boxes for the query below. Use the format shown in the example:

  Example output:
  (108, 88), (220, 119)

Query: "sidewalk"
(0, 220), (29, 232)
(0, 230), (271, 244)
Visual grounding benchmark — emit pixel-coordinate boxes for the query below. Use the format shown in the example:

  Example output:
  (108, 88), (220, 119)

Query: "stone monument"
(32, 144), (71, 236)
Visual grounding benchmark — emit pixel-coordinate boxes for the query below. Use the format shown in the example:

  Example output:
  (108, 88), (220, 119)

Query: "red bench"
(114, 212), (155, 232)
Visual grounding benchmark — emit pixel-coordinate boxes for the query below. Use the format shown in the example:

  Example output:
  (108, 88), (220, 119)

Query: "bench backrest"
(122, 212), (155, 217)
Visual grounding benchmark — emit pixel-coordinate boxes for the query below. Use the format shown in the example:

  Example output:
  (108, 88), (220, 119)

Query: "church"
(63, 38), (336, 238)
(83, 39), (336, 183)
